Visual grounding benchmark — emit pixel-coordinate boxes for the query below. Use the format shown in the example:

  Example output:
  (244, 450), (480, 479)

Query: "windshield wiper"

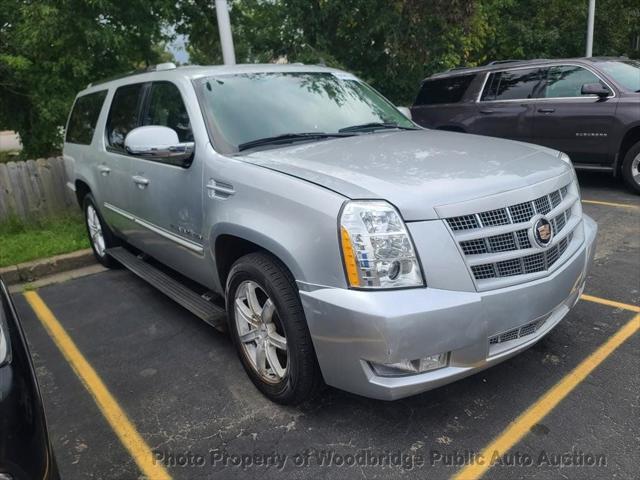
(339, 122), (419, 133)
(238, 132), (352, 151)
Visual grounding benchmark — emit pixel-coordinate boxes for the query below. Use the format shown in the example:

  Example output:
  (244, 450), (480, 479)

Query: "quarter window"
(543, 65), (606, 98)
(65, 90), (108, 145)
(143, 82), (193, 142)
(414, 75), (475, 106)
(481, 68), (543, 101)
(106, 83), (145, 151)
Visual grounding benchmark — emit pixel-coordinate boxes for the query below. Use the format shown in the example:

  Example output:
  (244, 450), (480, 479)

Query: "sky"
(167, 33), (190, 64)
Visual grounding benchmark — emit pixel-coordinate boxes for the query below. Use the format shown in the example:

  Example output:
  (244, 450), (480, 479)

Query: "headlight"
(0, 310), (9, 367)
(339, 200), (424, 289)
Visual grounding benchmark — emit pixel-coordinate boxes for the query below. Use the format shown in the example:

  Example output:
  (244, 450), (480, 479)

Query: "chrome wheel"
(234, 280), (288, 383)
(632, 153), (640, 187)
(86, 204), (106, 257)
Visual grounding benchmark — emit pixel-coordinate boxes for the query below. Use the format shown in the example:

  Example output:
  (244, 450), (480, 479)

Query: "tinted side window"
(543, 65), (605, 98)
(66, 90), (108, 145)
(143, 82), (193, 142)
(481, 68), (543, 101)
(106, 84), (145, 151)
(414, 75), (475, 106)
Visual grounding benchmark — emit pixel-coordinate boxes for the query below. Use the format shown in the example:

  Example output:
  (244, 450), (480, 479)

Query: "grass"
(0, 214), (89, 267)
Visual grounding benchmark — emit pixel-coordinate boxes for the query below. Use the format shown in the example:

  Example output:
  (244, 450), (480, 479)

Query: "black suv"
(410, 58), (640, 193)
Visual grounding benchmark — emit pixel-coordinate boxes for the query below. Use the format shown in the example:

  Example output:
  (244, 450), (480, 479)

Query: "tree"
(480, 0), (640, 61)
(0, 0), (176, 157)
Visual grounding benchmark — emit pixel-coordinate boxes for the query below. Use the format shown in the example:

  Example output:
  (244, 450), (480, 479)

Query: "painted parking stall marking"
(582, 199), (640, 210)
(24, 291), (172, 480)
(580, 293), (640, 313)
(452, 295), (639, 480)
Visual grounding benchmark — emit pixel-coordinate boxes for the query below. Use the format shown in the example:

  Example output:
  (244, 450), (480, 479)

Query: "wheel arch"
(617, 124), (640, 174)
(74, 179), (91, 207)
(211, 224), (305, 294)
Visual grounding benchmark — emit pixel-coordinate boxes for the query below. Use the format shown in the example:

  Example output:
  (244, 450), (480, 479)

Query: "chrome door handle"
(97, 165), (111, 176)
(480, 109), (495, 114)
(132, 175), (150, 188)
(538, 108), (556, 113)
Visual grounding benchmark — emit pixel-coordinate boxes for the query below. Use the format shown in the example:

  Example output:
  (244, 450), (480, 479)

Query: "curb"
(0, 249), (96, 285)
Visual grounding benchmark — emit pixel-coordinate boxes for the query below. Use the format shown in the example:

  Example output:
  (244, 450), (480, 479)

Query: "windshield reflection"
(198, 72), (415, 153)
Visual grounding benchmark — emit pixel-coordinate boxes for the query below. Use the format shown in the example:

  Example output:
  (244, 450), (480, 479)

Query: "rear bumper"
(301, 214), (597, 400)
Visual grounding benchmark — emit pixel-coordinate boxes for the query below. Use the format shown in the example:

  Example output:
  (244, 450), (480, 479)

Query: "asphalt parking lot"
(12, 171), (640, 480)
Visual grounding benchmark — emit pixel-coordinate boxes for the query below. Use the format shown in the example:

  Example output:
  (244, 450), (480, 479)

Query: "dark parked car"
(411, 57), (640, 193)
(0, 279), (60, 480)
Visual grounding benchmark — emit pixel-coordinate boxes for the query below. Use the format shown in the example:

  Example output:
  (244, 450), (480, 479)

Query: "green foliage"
(1, 0), (638, 156)
(181, 0), (639, 104)
(0, 213), (88, 267)
(0, 0), (176, 158)
(480, 0), (640, 61)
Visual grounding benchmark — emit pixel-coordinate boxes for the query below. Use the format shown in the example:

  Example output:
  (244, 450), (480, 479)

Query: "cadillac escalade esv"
(64, 63), (597, 404)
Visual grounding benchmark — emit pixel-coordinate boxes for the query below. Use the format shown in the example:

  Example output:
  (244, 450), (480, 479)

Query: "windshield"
(599, 60), (640, 92)
(196, 72), (415, 152)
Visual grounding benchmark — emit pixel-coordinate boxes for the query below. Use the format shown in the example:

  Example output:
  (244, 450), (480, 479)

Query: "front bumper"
(300, 214), (597, 400)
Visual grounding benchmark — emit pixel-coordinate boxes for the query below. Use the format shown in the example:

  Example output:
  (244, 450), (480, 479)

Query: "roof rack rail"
(486, 59), (522, 65)
(486, 58), (551, 66)
(87, 62), (177, 88)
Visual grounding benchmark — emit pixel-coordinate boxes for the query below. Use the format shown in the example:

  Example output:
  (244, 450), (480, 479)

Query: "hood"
(239, 129), (571, 221)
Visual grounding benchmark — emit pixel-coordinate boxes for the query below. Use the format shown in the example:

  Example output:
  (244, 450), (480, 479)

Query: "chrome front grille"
(447, 185), (569, 232)
(459, 208), (570, 258)
(471, 233), (572, 280)
(445, 182), (581, 288)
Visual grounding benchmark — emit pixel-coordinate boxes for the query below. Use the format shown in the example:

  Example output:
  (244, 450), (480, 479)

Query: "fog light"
(370, 353), (449, 377)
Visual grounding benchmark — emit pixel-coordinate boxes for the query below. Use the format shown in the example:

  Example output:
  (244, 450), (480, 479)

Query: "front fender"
(204, 152), (349, 293)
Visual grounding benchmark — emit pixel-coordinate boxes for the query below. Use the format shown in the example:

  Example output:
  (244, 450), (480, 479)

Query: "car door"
(468, 67), (544, 143)
(126, 80), (207, 283)
(63, 89), (108, 204)
(101, 83), (147, 234)
(532, 64), (618, 165)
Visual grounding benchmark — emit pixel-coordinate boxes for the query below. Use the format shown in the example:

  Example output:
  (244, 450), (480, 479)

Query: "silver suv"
(64, 63), (597, 404)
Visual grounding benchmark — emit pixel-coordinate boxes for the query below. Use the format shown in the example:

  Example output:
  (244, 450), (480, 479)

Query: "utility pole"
(215, 0), (236, 65)
(586, 0), (596, 57)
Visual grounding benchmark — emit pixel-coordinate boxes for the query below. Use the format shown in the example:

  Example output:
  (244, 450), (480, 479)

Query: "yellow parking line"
(24, 291), (171, 480)
(582, 199), (639, 210)
(452, 312), (640, 480)
(581, 294), (640, 313)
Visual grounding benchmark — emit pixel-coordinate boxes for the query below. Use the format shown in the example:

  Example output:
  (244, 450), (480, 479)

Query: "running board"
(106, 247), (226, 330)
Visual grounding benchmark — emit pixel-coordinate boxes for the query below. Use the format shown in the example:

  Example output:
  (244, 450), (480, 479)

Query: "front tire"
(621, 141), (640, 194)
(226, 252), (322, 404)
(83, 194), (120, 268)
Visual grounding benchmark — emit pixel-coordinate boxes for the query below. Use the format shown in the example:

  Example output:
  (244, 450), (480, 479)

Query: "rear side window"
(143, 82), (193, 142)
(414, 75), (475, 105)
(543, 65), (606, 98)
(481, 68), (543, 101)
(65, 90), (108, 145)
(106, 83), (145, 151)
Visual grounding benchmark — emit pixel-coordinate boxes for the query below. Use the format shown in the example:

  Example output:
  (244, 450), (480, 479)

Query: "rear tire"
(83, 194), (120, 268)
(226, 252), (322, 405)
(621, 141), (640, 194)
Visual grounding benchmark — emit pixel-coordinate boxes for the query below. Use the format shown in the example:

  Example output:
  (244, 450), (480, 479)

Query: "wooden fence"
(0, 157), (77, 222)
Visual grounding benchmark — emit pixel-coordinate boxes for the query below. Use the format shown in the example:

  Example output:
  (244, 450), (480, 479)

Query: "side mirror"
(396, 106), (412, 120)
(124, 126), (194, 166)
(581, 83), (611, 98)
